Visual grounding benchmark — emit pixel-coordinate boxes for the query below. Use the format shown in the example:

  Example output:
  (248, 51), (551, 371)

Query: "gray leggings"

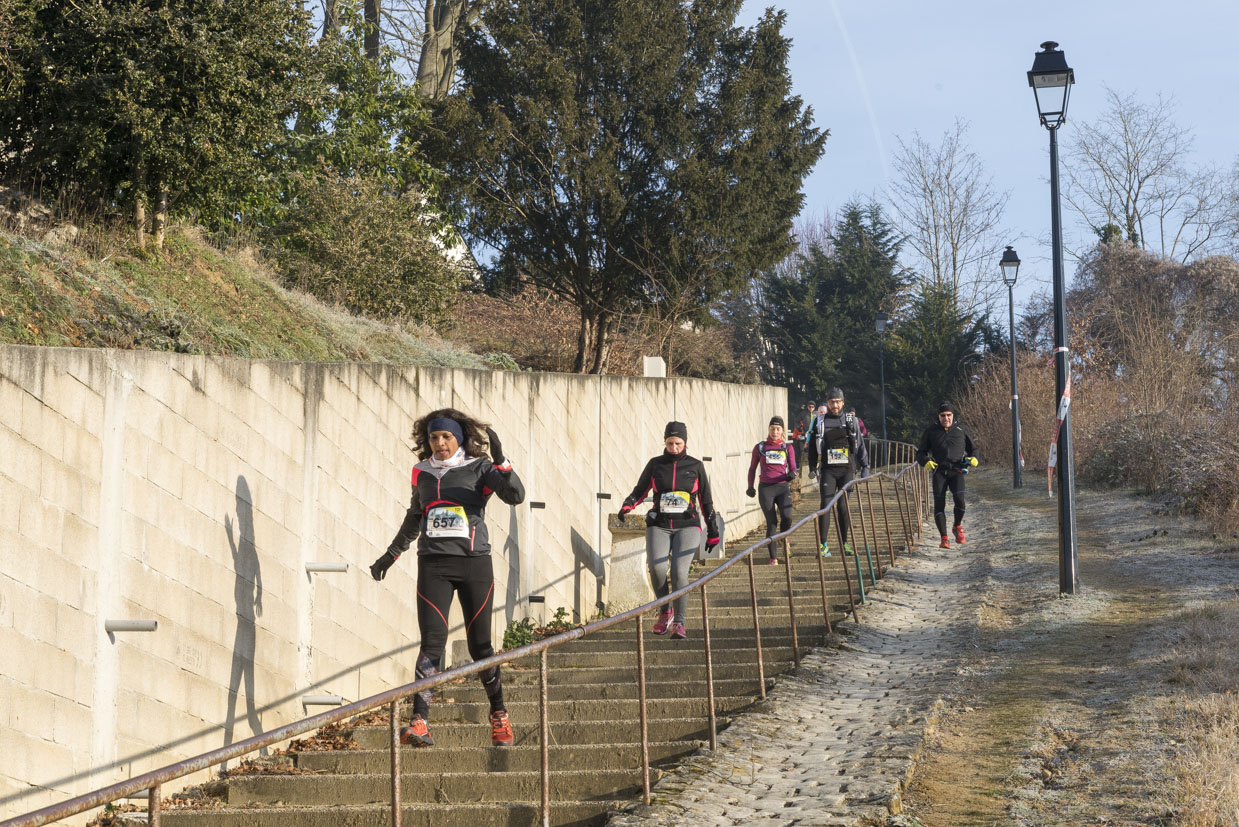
(645, 526), (701, 624)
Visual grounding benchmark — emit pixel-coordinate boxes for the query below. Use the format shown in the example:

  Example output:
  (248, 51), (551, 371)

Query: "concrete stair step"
(512, 646), (798, 669)
(402, 695), (757, 724)
(496, 660), (789, 686)
(348, 716), (727, 750)
(159, 801), (628, 826)
(292, 741), (704, 774)
(437, 676), (773, 702)
(219, 769), (647, 806)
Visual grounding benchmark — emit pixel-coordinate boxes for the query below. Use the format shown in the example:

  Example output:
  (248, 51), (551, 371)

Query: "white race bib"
(763, 449), (786, 465)
(425, 504), (469, 538)
(658, 491), (692, 514)
(826, 447), (849, 466)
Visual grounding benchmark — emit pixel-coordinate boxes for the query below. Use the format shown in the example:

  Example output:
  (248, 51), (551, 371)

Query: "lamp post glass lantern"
(875, 310), (888, 466)
(1000, 246), (1022, 490)
(1028, 40), (1078, 593)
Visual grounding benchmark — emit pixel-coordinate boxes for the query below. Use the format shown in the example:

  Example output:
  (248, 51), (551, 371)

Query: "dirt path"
(903, 470), (1239, 826)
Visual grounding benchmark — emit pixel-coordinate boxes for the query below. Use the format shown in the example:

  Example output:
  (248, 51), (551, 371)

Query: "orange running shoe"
(953, 525), (966, 544)
(939, 536), (951, 549)
(490, 710), (514, 747)
(400, 715), (433, 747)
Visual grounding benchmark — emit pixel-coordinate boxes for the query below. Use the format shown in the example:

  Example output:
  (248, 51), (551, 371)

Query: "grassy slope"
(0, 225), (489, 367)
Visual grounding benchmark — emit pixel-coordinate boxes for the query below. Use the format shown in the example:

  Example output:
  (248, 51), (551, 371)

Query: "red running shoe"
(669, 622), (687, 640)
(953, 525), (966, 544)
(767, 557), (779, 566)
(652, 606), (673, 635)
(490, 710), (514, 747)
(400, 715), (433, 747)
(939, 536), (951, 549)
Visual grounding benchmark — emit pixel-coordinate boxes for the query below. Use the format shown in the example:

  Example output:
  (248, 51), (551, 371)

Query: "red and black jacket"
(387, 457), (525, 557)
(622, 452), (717, 533)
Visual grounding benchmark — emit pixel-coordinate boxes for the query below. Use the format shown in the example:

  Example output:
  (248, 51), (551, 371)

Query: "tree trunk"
(133, 157), (147, 250)
(589, 312), (613, 375)
(363, 0), (381, 63)
(416, 0), (472, 99)
(574, 310), (595, 374)
(152, 185), (168, 250)
(323, 0), (339, 38)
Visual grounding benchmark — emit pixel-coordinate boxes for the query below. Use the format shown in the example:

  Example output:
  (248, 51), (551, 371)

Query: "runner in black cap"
(813, 388), (869, 557)
(916, 401), (978, 548)
(619, 422), (720, 639)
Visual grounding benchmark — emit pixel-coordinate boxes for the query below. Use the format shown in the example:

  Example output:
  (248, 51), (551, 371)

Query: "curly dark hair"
(410, 407), (491, 461)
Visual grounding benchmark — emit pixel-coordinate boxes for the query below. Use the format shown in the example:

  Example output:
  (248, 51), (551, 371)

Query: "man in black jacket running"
(916, 401), (978, 548)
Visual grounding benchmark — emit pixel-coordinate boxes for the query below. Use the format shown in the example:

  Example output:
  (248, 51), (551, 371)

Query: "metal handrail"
(2, 439), (924, 827)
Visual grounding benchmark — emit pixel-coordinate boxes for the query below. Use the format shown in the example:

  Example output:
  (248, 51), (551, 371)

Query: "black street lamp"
(875, 309), (889, 466)
(1028, 41), (1078, 594)
(1000, 246), (1023, 490)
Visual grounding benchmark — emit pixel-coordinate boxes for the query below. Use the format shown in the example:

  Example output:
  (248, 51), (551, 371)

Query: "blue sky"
(738, 0), (1239, 312)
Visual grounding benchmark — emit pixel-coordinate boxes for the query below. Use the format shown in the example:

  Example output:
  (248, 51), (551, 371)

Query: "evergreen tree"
(433, 0), (825, 373)
(887, 281), (985, 440)
(761, 202), (907, 413)
(0, 0), (313, 247)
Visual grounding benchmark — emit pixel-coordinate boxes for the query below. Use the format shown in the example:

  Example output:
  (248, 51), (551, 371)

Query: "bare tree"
(1065, 87), (1232, 262)
(376, 0), (479, 98)
(887, 119), (1010, 315)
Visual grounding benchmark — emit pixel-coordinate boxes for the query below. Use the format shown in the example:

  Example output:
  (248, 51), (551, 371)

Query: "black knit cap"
(937, 401), (955, 414)
(825, 387), (844, 401)
(769, 415), (785, 429)
(664, 421), (688, 440)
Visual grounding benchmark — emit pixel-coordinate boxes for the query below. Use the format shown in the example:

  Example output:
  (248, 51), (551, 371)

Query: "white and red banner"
(1047, 369), (1073, 494)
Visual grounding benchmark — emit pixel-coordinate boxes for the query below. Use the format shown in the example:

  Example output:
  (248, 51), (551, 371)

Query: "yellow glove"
(966, 456), (978, 467)
(925, 460), (938, 471)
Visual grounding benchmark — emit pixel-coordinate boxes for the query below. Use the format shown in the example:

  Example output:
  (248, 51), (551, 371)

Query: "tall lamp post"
(875, 309), (889, 466)
(1028, 41), (1078, 594)
(1000, 246), (1023, 489)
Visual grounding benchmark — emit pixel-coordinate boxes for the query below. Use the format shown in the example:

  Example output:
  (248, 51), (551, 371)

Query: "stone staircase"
(153, 479), (915, 827)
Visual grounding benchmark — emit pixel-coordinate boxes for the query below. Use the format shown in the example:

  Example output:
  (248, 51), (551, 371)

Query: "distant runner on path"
(619, 421), (721, 640)
(916, 401), (978, 548)
(747, 416), (797, 565)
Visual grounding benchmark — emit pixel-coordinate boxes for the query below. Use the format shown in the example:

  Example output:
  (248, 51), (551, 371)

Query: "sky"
(737, 0), (1239, 313)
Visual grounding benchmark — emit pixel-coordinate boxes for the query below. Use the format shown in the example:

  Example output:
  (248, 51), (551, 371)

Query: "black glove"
(618, 503), (634, 520)
(784, 470), (795, 483)
(485, 427), (506, 467)
(746, 487), (756, 498)
(370, 549), (399, 581)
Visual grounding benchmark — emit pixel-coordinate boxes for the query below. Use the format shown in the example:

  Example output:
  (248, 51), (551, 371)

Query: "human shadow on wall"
(570, 527), (605, 621)
(223, 475), (265, 759)
(503, 504), (521, 624)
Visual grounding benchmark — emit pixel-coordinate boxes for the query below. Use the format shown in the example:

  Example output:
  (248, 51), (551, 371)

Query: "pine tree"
(432, 0), (825, 373)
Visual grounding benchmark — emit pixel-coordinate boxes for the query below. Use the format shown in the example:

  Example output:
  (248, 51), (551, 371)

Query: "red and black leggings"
(413, 554), (504, 717)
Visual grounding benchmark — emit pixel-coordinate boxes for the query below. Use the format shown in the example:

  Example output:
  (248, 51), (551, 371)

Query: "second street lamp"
(1000, 246), (1023, 489)
(1028, 40), (1078, 594)
(875, 309), (889, 467)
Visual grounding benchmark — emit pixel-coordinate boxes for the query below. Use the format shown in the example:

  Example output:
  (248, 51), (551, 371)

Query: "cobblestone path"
(609, 481), (984, 826)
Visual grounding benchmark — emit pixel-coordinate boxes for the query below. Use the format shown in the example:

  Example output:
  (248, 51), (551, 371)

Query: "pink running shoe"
(652, 606), (673, 635)
(669, 622), (687, 640)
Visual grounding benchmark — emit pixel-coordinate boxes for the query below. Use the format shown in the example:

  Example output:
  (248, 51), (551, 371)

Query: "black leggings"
(818, 466), (855, 545)
(932, 470), (967, 536)
(414, 554), (504, 717)
(759, 482), (794, 557)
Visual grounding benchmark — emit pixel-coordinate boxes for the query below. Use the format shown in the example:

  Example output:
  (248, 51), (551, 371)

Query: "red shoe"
(669, 622), (687, 640)
(489, 710), (514, 747)
(400, 715), (433, 747)
(953, 525), (966, 544)
(652, 606), (673, 635)
(939, 536), (951, 549)
(767, 557), (779, 566)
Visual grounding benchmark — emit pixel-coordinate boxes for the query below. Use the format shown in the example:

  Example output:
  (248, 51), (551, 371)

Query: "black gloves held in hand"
(746, 487), (756, 498)
(370, 549), (399, 581)
(485, 427), (506, 467)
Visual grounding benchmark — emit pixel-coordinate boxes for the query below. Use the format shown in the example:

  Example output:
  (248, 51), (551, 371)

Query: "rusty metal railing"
(2, 439), (924, 827)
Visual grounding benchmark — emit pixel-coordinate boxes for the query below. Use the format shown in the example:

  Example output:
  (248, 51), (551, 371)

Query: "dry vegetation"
(1159, 600), (1239, 825)
(959, 243), (1239, 536)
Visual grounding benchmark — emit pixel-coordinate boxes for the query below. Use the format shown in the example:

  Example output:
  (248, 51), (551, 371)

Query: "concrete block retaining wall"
(0, 344), (784, 821)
